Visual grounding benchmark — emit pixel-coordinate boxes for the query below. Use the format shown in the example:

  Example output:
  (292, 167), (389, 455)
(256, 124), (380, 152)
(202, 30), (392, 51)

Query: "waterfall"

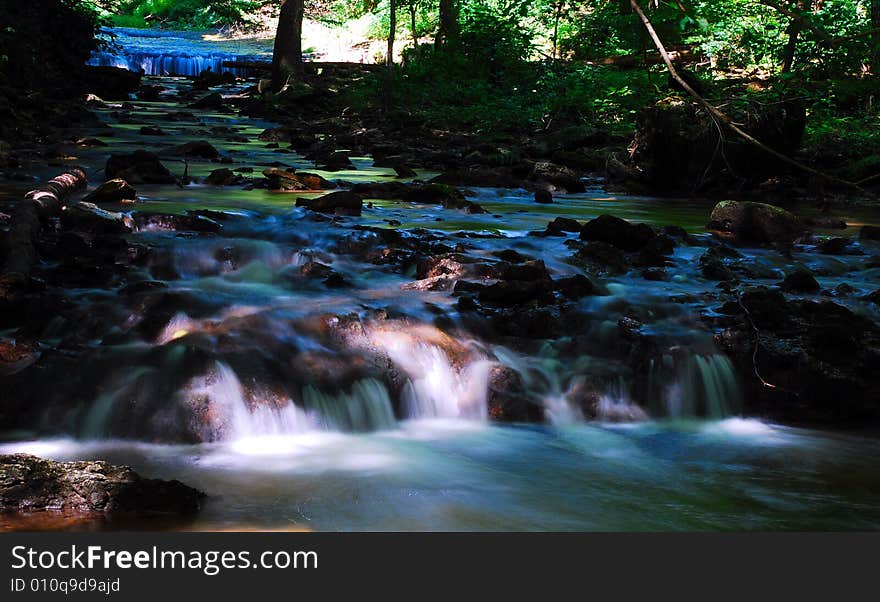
(372, 331), (492, 421)
(659, 353), (741, 419)
(302, 379), (397, 432)
(88, 50), (252, 76)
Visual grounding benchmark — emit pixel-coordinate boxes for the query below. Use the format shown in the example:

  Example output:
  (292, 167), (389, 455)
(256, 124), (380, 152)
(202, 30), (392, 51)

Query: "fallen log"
(1, 168), (87, 288)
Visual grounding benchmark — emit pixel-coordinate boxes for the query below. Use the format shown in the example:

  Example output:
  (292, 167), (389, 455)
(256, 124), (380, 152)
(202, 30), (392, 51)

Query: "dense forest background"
(1, 1), (879, 190)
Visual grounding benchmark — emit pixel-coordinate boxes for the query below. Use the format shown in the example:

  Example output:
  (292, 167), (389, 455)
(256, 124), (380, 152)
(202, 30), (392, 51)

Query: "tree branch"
(628, 0), (864, 192)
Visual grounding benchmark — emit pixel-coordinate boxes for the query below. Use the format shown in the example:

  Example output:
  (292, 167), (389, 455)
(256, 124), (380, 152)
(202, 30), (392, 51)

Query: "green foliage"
(0, 0), (104, 91)
(112, 0), (270, 29)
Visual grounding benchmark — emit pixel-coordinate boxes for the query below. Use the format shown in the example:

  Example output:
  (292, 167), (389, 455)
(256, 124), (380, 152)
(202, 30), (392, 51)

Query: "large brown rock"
(296, 191), (363, 216)
(0, 454), (204, 516)
(105, 151), (175, 184)
(264, 168), (332, 191)
(708, 200), (805, 245)
(83, 179), (136, 203)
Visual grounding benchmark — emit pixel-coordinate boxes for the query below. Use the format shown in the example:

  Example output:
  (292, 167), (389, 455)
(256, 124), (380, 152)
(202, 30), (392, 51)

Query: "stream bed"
(2, 67), (880, 531)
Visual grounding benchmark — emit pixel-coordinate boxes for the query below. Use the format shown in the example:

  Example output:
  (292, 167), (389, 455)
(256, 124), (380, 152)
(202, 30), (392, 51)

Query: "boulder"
(80, 66), (142, 99)
(708, 200), (805, 245)
(546, 217), (582, 235)
(204, 168), (238, 186)
(530, 161), (586, 193)
(61, 202), (132, 234)
(534, 190), (553, 204)
(105, 151), (175, 184)
(780, 268), (821, 293)
(188, 92), (224, 110)
(133, 213), (222, 233)
(487, 365), (543, 422)
(83, 179), (136, 203)
(580, 214), (656, 251)
(264, 168), (332, 191)
(0, 454), (203, 516)
(296, 191), (363, 216)
(320, 151), (355, 171)
(172, 141), (220, 159)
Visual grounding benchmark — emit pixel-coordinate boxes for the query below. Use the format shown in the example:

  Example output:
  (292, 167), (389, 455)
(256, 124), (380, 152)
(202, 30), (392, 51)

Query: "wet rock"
(530, 161), (585, 193)
(722, 289), (880, 424)
(501, 260), (551, 282)
(172, 141), (220, 159)
(138, 85), (165, 101)
(133, 213), (222, 233)
(105, 151), (175, 184)
(641, 268), (668, 281)
(699, 248), (736, 281)
(0, 454), (204, 517)
(296, 191), (363, 217)
(405, 184), (486, 213)
(546, 217), (582, 235)
(83, 179), (136, 204)
(571, 241), (630, 275)
(118, 281), (167, 296)
(204, 168), (239, 186)
(323, 273), (351, 288)
(780, 268), (821, 293)
(258, 127), (292, 142)
(492, 249), (530, 263)
(263, 168), (332, 191)
(487, 365), (543, 422)
(139, 125), (165, 135)
(80, 66), (142, 99)
(74, 137), (107, 147)
(188, 92), (224, 110)
(300, 261), (334, 279)
(0, 339), (39, 376)
(351, 181), (410, 199)
(61, 202), (132, 235)
(553, 274), (604, 298)
(478, 279), (554, 307)
(708, 200), (805, 245)
(431, 168), (523, 189)
(580, 215), (656, 252)
(320, 151), (355, 171)
(865, 289), (880, 305)
(817, 237), (851, 255)
(534, 189), (553, 204)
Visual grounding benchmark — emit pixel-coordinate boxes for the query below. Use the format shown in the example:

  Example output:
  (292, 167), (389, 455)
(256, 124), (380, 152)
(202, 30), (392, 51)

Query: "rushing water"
(2, 45), (880, 530)
(88, 28), (272, 76)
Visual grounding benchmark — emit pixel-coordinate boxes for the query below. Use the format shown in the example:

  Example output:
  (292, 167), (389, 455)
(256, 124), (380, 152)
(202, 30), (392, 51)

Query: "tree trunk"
(384, 0), (397, 112)
(1, 168), (87, 291)
(436, 0), (459, 51)
(628, 0), (859, 190)
(873, 0), (880, 70)
(552, 1), (561, 59)
(781, 1), (810, 73)
(410, 2), (418, 48)
(271, 0), (304, 91)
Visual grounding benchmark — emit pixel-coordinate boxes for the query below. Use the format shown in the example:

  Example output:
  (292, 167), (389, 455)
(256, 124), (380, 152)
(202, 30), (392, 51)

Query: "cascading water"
(88, 27), (270, 76)
(374, 331), (492, 421)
